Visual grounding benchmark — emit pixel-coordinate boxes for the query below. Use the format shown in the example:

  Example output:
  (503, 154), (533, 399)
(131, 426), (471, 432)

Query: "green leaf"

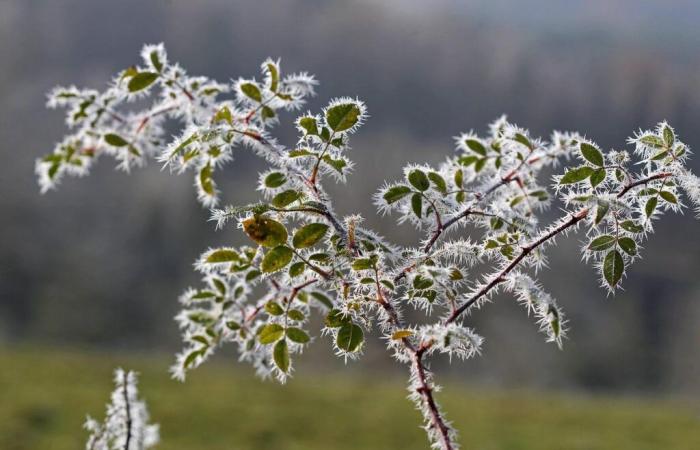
(500, 245), (514, 260)
(351, 258), (373, 271)
(266, 62), (279, 91)
(589, 235), (616, 252)
(298, 116), (318, 135)
(205, 249), (239, 263)
(514, 133), (533, 149)
(659, 191), (677, 204)
(226, 321), (241, 331)
(272, 190), (302, 208)
(258, 324), (285, 344)
(288, 261), (305, 277)
(618, 237), (637, 256)
(458, 155), (478, 167)
(150, 51), (163, 72)
(510, 196), (524, 207)
(191, 290), (216, 300)
(485, 239), (499, 249)
(620, 220), (644, 233)
(465, 139), (487, 156)
(243, 216), (288, 247)
(639, 135), (665, 148)
(336, 323), (364, 352)
(309, 253), (330, 263)
(454, 169), (463, 188)
(528, 190), (549, 201)
(288, 309), (305, 321)
(651, 150), (669, 161)
(325, 102), (361, 132)
(262, 106), (275, 120)
(288, 149), (315, 158)
(663, 125), (675, 147)
(380, 279), (396, 290)
(183, 350), (202, 369)
(199, 163), (215, 196)
(408, 170), (430, 191)
(594, 202), (609, 225)
(547, 305), (561, 338)
(580, 143), (604, 167)
(191, 335), (209, 346)
(286, 327), (310, 344)
(325, 309), (350, 328)
(265, 301), (284, 316)
(261, 245), (294, 273)
(383, 185), (412, 204)
(449, 268), (464, 280)
(264, 172), (286, 188)
(411, 193), (423, 218)
(240, 82), (262, 102)
(603, 250), (624, 289)
(293, 223), (329, 249)
(560, 166), (595, 184)
(273, 339), (290, 372)
(104, 133), (129, 147)
(474, 158), (487, 173)
(589, 168), (606, 188)
(245, 270), (261, 282)
(128, 72), (159, 92)
(645, 197), (658, 217)
(166, 133), (198, 160)
(412, 275), (434, 290)
(212, 278), (227, 295)
(322, 155), (347, 174)
(428, 172), (447, 194)
(213, 106), (233, 125)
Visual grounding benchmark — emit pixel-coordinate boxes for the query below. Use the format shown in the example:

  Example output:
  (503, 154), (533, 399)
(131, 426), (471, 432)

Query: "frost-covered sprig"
(417, 323), (483, 361)
(43, 45), (700, 450)
(506, 271), (567, 348)
(37, 44), (315, 207)
(84, 369), (159, 450)
(556, 122), (700, 292)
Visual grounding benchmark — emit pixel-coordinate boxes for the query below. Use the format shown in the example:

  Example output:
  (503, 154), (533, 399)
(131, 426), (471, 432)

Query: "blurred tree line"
(0, 0), (698, 395)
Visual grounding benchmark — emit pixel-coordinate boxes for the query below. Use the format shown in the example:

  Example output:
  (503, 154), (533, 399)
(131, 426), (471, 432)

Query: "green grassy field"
(1, 347), (698, 450)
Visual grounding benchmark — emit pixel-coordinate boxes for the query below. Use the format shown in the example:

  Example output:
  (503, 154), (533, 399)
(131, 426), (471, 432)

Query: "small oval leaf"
(273, 339), (290, 372)
(293, 223), (329, 249)
(560, 166), (595, 184)
(258, 324), (285, 344)
(580, 143), (604, 167)
(243, 216), (288, 248)
(261, 245), (293, 273)
(286, 327), (310, 344)
(128, 72), (159, 92)
(104, 133), (129, 147)
(408, 170), (430, 191)
(383, 185), (412, 204)
(336, 323), (364, 352)
(325, 102), (361, 132)
(603, 249), (624, 289)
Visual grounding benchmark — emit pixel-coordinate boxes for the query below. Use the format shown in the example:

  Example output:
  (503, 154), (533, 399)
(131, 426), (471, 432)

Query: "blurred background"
(1, 1), (699, 448)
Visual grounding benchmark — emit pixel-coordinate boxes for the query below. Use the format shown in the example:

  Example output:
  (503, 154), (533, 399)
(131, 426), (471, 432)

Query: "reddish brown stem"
(445, 170), (674, 325)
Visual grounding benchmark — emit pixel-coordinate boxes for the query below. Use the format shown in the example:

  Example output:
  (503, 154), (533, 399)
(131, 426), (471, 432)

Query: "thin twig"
(121, 372), (133, 450)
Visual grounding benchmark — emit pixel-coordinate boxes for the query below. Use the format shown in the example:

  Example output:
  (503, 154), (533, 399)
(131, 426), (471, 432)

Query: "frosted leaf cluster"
(41, 45), (700, 450)
(84, 369), (159, 450)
